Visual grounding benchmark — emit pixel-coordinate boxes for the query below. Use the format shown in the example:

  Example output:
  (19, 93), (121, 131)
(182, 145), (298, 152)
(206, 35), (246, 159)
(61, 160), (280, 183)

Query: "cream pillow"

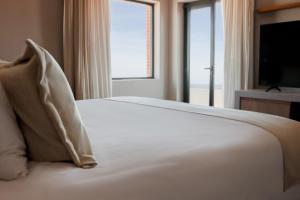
(0, 60), (8, 69)
(0, 40), (97, 168)
(0, 59), (9, 65)
(0, 82), (28, 180)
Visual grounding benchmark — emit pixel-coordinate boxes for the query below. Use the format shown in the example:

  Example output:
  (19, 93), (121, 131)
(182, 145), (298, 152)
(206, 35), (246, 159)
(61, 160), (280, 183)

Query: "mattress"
(1, 97), (300, 200)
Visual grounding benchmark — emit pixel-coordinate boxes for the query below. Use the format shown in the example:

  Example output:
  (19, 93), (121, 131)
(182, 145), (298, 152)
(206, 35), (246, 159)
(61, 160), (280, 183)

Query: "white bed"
(1, 97), (300, 200)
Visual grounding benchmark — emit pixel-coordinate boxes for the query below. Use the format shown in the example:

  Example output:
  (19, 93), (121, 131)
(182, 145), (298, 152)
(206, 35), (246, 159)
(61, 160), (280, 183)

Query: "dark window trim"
(183, 0), (219, 105)
(113, 77), (155, 80)
(183, 5), (190, 103)
(123, 0), (154, 6)
(112, 0), (155, 80)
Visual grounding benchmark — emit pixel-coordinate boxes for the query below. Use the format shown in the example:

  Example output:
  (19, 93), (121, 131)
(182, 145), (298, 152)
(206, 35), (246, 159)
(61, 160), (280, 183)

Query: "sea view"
(190, 84), (224, 108)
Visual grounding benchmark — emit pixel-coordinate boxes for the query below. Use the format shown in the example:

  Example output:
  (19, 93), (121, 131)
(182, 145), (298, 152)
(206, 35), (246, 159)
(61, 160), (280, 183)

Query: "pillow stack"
(0, 82), (28, 180)
(0, 39), (97, 181)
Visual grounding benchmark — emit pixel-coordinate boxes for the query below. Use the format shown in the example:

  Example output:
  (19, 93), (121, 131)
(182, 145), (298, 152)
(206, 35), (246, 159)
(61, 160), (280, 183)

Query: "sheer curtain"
(222, 0), (255, 108)
(63, 0), (112, 100)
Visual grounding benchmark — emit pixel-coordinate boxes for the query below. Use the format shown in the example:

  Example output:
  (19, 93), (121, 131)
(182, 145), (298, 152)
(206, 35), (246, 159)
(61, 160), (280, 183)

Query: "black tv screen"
(259, 20), (300, 88)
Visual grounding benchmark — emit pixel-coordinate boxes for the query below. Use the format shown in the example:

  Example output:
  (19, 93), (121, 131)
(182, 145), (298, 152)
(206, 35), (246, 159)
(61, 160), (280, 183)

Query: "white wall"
(167, 0), (184, 101)
(167, 0), (195, 101)
(254, 0), (300, 88)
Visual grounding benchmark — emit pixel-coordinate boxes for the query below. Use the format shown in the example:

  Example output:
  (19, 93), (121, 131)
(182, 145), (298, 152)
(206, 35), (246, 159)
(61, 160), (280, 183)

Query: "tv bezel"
(258, 20), (300, 90)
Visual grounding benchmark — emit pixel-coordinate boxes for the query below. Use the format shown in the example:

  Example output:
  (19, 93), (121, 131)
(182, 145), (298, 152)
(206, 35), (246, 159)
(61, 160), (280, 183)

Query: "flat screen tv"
(259, 20), (300, 90)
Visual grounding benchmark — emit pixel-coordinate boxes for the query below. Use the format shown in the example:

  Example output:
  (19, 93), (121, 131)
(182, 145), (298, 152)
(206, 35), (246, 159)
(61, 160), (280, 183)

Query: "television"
(259, 20), (300, 90)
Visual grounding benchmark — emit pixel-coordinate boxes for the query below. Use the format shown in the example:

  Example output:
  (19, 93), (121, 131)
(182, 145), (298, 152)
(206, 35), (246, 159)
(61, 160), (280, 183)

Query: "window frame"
(183, 0), (221, 106)
(111, 0), (155, 80)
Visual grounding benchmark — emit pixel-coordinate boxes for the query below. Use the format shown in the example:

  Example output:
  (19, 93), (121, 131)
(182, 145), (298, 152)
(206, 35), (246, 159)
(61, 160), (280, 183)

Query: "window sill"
(112, 78), (158, 81)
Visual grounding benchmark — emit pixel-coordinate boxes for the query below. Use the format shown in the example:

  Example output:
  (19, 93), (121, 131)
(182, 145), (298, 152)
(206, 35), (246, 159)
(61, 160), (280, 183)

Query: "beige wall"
(254, 0), (300, 88)
(2, 0), (300, 99)
(0, 0), (63, 64)
(0, 0), (170, 99)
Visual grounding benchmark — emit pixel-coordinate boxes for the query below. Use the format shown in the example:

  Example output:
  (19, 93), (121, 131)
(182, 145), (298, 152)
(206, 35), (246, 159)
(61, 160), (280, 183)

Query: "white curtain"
(222, 0), (255, 108)
(168, 0), (184, 101)
(63, 0), (112, 100)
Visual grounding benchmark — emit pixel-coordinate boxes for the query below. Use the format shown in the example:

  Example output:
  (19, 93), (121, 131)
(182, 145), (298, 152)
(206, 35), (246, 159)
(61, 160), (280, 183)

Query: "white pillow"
(0, 82), (28, 180)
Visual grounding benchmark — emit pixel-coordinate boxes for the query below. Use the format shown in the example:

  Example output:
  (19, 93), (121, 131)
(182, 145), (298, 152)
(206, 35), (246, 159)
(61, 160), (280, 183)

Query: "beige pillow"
(0, 60), (8, 70)
(0, 82), (28, 180)
(0, 39), (97, 168)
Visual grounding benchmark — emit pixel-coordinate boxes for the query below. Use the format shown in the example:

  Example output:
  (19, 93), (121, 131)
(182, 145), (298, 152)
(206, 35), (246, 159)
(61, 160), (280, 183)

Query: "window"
(110, 0), (154, 79)
(184, 0), (224, 107)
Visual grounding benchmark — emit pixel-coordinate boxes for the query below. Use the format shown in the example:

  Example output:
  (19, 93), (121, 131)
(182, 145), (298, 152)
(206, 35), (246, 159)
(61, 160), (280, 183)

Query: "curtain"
(222, 0), (255, 108)
(63, 0), (112, 100)
(168, 0), (184, 101)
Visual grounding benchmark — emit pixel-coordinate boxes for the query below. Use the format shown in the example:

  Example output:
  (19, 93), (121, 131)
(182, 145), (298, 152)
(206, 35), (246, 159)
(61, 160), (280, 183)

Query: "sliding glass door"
(184, 0), (224, 107)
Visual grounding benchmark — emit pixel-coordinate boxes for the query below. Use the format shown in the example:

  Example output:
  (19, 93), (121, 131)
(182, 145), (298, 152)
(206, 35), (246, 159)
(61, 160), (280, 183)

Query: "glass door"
(184, 0), (224, 107)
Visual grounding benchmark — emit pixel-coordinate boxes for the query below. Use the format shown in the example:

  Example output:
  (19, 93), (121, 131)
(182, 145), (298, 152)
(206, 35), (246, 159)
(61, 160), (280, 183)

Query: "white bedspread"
(1, 97), (300, 200)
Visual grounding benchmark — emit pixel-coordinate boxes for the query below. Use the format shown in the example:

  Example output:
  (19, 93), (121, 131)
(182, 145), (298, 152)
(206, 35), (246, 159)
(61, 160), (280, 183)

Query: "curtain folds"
(222, 0), (255, 108)
(63, 0), (112, 100)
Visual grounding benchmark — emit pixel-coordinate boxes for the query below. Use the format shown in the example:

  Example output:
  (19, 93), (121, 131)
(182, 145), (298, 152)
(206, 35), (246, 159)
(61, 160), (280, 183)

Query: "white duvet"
(1, 97), (300, 200)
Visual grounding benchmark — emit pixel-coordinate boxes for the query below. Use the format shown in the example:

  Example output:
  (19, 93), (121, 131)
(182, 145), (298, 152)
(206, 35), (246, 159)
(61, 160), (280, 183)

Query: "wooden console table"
(235, 90), (300, 121)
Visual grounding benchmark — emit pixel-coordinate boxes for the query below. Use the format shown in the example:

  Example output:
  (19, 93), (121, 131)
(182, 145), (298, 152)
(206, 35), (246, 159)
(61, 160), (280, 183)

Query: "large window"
(110, 0), (154, 79)
(184, 0), (224, 107)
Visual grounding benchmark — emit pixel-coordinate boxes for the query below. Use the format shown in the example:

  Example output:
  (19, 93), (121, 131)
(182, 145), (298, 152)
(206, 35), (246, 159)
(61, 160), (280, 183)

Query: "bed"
(1, 97), (300, 200)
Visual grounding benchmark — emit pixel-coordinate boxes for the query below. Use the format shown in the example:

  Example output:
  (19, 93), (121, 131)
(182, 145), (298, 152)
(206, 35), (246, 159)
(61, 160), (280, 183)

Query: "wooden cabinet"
(240, 97), (290, 118)
(235, 90), (300, 121)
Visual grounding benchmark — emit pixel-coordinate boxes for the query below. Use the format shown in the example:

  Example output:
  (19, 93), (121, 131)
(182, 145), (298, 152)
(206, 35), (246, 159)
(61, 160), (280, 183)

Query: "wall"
(167, 0), (198, 101)
(0, 0), (63, 64)
(254, 0), (300, 88)
(0, 0), (170, 99)
(3, 0), (300, 99)
(167, 0), (184, 101)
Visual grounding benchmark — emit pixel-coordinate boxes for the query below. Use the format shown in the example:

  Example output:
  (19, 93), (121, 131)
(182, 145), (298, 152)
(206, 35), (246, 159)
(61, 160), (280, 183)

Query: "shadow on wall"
(0, 0), (63, 64)
(38, 0), (64, 65)
(256, 0), (300, 8)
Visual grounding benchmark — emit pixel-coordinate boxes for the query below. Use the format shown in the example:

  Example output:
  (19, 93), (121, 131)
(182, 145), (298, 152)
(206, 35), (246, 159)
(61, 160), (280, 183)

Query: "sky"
(110, 0), (224, 86)
(110, 0), (149, 78)
(190, 2), (224, 87)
